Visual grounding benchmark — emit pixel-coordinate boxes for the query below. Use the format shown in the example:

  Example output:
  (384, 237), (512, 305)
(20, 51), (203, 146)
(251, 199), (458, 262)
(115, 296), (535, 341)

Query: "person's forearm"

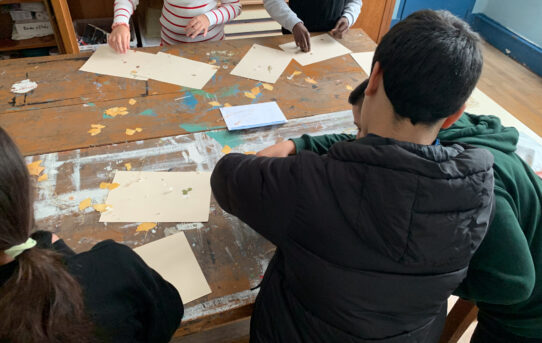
(205, 0), (242, 26)
(113, 0), (139, 25)
(291, 133), (355, 155)
(263, 0), (302, 32)
(342, 0), (362, 27)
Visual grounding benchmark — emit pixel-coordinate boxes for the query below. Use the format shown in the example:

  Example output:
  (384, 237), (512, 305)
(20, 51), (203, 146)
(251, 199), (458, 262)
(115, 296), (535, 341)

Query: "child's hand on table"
(257, 141), (296, 157)
(186, 15), (211, 38)
(109, 24), (131, 54)
(330, 17), (349, 39)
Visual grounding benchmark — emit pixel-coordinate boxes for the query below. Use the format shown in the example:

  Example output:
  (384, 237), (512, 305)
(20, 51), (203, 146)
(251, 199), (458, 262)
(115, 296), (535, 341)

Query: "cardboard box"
(9, 10), (33, 21)
(12, 20), (53, 40)
(73, 17), (137, 51)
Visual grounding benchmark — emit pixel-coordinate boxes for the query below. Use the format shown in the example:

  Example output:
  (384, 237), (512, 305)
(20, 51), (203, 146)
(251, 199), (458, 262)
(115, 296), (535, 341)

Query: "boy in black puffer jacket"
(211, 10), (494, 343)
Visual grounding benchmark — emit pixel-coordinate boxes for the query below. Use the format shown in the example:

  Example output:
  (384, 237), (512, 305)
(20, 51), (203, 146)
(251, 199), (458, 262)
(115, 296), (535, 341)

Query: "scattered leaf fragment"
(27, 160), (44, 176)
(128, 98), (137, 105)
(222, 145), (232, 154)
(125, 163), (132, 171)
(182, 187), (193, 195)
(251, 87), (260, 96)
(37, 173), (48, 182)
(79, 198), (92, 211)
(93, 204), (112, 213)
(244, 92), (256, 99)
(208, 101), (221, 107)
(287, 70), (302, 80)
(88, 124), (105, 136)
(346, 85), (354, 90)
(224, 103), (232, 107)
(137, 222), (157, 232)
(245, 151), (256, 155)
(104, 107), (129, 117)
(262, 83), (274, 91)
(305, 77), (318, 85)
(99, 182), (120, 190)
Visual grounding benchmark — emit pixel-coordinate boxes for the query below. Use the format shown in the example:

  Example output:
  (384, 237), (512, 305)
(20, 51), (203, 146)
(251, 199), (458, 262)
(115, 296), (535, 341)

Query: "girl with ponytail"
(0, 127), (183, 342)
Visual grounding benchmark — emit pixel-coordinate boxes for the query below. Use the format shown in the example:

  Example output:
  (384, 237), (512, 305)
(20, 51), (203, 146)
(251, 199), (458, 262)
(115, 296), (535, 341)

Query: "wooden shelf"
(0, 35), (56, 52)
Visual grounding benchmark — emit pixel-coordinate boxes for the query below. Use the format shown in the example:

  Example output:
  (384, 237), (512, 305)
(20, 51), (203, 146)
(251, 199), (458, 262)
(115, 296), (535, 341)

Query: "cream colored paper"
(279, 34), (352, 66)
(230, 44), (292, 84)
(79, 45), (155, 80)
(350, 51), (374, 76)
(467, 88), (542, 146)
(99, 171), (212, 223)
(137, 52), (218, 89)
(134, 232), (211, 304)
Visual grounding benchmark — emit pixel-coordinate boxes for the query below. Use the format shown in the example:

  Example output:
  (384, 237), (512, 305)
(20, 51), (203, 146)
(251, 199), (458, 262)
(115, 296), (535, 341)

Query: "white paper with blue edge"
(220, 101), (288, 131)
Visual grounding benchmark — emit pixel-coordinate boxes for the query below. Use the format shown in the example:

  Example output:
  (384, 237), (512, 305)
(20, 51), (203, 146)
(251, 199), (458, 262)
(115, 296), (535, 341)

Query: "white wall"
(473, 0), (542, 47)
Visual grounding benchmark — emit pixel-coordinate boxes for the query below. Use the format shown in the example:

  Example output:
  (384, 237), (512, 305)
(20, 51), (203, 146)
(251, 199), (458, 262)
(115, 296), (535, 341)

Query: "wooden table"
(0, 30), (375, 338)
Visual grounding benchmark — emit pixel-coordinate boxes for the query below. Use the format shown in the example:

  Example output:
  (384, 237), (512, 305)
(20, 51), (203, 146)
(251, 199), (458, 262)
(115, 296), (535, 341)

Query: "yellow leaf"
(346, 85), (354, 90)
(244, 151), (256, 155)
(93, 204), (112, 213)
(125, 163), (132, 171)
(292, 70), (302, 76)
(79, 198), (92, 211)
(135, 127), (142, 132)
(244, 92), (256, 99)
(224, 103), (232, 107)
(128, 98), (137, 105)
(262, 83), (274, 91)
(208, 101), (221, 107)
(125, 128), (136, 136)
(27, 160), (44, 176)
(100, 182), (120, 190)
(251, 87), (260, 95)
(88, 124), (105, 136)
(305, 77), (317, 84)
(222, 145), (232, 154)
(105, 107), (129, 117)
(37, 173), (48, 182)
(91, 124), (105, 129)
(137, 222), (157, 232)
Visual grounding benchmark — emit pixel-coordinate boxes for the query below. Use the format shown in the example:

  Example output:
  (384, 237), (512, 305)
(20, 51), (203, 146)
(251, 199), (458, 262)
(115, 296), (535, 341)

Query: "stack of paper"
(279, 34), (352, 66)
(220, 101), (287, 130)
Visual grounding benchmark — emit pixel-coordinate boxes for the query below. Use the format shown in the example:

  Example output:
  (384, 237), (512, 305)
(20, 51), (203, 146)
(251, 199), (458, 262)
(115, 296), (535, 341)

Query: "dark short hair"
(372, 10), (483, 125)
(348, 79), (369, 105)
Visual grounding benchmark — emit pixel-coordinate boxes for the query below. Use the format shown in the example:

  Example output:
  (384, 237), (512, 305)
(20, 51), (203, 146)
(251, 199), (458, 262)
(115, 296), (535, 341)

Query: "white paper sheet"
(467, 88), (542, 146)
(79, 45), (155, 80)
(99, 171), (212, 223)
(350, 51), (374, 76)
(134, 232), (211, 304)
(230, 44), (292, 84)
(137, 52), (218, 89)
(220, 101), (287, 131)
(279, 34), (352, 66)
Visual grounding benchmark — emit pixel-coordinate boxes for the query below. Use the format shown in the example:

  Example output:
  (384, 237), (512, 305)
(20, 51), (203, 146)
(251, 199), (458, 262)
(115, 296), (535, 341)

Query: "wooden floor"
(477, 40), (542, 137)
(172, 42), (542, 343)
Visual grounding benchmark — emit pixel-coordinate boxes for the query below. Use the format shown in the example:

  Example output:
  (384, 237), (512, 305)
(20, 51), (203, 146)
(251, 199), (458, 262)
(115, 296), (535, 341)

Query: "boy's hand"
(330, 17), (349, 39)
(108, 25), (131, 54)
(257, 140), (296, 157)
(292, 22), (311, 52)
(186, 15), (210, 39)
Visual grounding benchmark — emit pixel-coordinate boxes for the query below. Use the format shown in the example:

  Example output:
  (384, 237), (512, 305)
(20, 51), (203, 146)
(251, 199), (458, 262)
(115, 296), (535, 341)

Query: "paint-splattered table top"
(0, 30), (375, 157)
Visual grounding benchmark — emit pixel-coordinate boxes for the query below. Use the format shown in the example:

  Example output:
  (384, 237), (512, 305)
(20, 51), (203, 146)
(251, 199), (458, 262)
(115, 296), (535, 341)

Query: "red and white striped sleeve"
(113, 0), (139, 25)
(204, 0), (241, 26)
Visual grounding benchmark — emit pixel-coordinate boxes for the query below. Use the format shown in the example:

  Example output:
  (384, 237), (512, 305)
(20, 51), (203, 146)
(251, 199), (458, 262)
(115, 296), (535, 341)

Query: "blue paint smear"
(252, 92), (263, 104)
(93, 81), (103, 89)
(103, 113), (113, 119)
(182, 92), (198, 110)
(139, 109), (158, 117)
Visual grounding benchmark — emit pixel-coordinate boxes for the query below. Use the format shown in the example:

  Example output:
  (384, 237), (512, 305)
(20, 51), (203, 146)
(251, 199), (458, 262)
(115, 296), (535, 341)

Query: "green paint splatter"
(86, 102), (95, 106)
(206, 130), (244, 148)
(139, 109), (158, 117)
(182, 187), (193, 195)
(217, 85), (240, 97)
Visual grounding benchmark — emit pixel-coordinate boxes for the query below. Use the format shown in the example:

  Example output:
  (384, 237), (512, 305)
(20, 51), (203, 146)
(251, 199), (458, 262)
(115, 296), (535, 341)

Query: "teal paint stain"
(86, 102), (95, 106)
(206, 130), (244, 148)
(180, 123), (209, 132)
(139, 109), (158, 117)
(103, 113), (113, 119)
(103, 81), (110, 85)
(217, 85), (240, 97)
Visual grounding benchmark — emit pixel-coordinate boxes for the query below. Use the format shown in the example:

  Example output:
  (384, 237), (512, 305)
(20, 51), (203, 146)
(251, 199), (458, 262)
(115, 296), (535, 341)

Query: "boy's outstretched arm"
(291, 133), (355, 154)
(454, 188), (535, 305)
(211, 154), (299, 245)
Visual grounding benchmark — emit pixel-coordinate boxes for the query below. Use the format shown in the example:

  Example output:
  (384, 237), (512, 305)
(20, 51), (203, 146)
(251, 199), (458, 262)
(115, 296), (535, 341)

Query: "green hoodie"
(290, 113), (542, 338)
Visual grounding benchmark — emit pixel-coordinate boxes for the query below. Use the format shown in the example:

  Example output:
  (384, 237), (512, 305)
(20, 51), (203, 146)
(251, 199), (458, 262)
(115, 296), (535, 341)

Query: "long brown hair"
(0, 128), (93, 342)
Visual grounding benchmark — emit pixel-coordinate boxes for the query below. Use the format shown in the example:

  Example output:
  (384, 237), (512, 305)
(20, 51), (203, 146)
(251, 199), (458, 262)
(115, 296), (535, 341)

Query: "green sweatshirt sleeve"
(454, 187), (536, 305)
(290, 134), (356, 155)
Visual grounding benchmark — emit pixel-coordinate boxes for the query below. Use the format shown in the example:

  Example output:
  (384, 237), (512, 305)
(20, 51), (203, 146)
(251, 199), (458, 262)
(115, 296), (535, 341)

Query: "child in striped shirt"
(109, 0), (242, 53)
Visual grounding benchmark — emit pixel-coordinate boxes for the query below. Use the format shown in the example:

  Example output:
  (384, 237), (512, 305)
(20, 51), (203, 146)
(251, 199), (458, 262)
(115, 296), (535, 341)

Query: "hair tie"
(5, 238), (37, 258)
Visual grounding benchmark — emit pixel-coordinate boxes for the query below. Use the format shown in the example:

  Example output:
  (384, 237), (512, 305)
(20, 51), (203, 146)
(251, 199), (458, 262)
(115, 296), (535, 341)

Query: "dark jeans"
(472, 316), (542, 343)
